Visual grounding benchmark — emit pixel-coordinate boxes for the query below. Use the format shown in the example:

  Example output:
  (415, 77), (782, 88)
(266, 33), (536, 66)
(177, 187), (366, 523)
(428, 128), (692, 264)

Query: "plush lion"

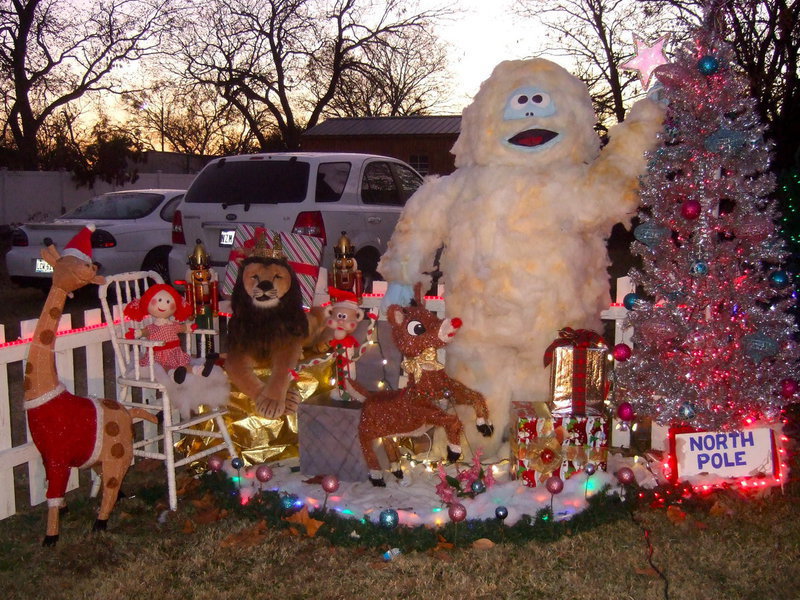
(225, 256), (326, 418)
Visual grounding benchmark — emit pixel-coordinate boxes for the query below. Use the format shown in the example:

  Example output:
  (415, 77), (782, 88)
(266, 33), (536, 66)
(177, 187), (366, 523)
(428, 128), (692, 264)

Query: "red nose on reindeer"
(451, 318), (462, 329)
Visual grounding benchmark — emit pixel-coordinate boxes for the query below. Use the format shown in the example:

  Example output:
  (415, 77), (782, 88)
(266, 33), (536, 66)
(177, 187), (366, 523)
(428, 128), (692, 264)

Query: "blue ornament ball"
(697, 55), (720, 75)
(471, 480), (486, 495)
(742, 331), (779, 363)
(690, 260), (709, 276)
(584, 463), (597, 476)
(379, 508), (399, 529)
(678, 402), (696, 420)
(495, 506), (509, 521)
(770, 270), (790, 289)
(623, 293), (639, 311)
(634, 222), (670, 249)
(231, 457), (245, 470)
(704, 128), (748, 153)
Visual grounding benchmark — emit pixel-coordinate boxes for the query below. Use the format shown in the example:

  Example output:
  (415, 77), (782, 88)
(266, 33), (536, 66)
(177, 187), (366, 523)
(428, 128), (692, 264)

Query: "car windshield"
(185, 158), (310, 204)
(62, 192), (165, 220)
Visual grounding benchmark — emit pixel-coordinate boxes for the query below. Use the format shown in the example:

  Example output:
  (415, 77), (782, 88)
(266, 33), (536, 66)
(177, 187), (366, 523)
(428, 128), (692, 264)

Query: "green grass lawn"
(1, 461), (798, 600)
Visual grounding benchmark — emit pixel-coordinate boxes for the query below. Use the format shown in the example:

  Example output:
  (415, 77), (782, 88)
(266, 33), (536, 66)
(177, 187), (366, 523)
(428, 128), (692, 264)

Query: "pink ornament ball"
(680, 199), (702, 219)
(321, 474), (340, 493)
(780, 379), (798, 399)
(448, 502), (467, 523)
(545, 475), (564, 495)
(616, 401), (635, 422)
(616, 467), (635, 485)
(255, 465), (274, 483)
(207, 455), (224, 472)
(612, 343), (632, 361)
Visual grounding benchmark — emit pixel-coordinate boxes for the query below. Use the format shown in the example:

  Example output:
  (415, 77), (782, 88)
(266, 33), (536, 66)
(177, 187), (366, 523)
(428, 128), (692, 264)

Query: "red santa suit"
(24, 385), (103, 504)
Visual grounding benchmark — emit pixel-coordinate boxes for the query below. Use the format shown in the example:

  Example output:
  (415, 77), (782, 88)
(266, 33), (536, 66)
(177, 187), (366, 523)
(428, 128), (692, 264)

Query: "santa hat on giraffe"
(62, 224), (95, 263)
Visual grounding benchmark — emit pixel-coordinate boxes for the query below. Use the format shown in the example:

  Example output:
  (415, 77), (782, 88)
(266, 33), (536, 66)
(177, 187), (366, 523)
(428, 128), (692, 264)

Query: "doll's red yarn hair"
(123, 283), (193, 322)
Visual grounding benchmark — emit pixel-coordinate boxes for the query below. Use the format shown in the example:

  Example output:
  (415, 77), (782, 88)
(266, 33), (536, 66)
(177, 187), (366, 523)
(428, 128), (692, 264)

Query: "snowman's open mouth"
(507, 128), (559, 147)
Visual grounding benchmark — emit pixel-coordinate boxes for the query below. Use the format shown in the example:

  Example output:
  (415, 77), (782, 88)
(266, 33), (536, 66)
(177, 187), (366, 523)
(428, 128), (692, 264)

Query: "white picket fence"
(0, 279), (634, 522)
(0, 308), (110, 521)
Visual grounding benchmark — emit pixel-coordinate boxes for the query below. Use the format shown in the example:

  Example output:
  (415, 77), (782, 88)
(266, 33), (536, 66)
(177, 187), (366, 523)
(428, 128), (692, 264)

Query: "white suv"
(168, 153), (423, 291)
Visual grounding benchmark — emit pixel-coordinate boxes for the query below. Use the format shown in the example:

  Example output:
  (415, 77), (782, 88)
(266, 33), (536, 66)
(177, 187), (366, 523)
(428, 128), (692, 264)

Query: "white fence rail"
(0, 278), (633, 522)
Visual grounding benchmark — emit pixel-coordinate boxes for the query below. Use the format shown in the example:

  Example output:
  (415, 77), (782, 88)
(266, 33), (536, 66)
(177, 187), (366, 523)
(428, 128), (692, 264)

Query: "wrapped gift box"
(510, 401), (609, 487)
(543, 327), (609, 416)
(297, 393), (369, 481)
(222, 224), (323, 307)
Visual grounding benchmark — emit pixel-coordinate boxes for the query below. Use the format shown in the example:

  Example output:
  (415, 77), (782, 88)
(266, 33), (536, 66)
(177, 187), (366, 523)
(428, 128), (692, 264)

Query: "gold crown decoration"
(250, 230), (286, 260)
(188, 239), (210, 269)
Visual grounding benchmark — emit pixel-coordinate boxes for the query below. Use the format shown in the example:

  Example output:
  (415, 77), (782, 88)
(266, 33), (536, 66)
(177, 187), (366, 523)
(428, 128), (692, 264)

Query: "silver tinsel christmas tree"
(616, 22), (799, 430)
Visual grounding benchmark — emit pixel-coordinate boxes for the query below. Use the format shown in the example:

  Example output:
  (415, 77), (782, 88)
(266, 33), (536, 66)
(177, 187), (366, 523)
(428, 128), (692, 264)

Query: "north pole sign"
(669, 426), (778, 482)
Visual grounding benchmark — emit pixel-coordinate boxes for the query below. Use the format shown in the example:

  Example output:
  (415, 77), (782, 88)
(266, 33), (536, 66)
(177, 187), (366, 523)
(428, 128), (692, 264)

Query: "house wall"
(0, 170), (197, 226)
(301, 135), (458, 176)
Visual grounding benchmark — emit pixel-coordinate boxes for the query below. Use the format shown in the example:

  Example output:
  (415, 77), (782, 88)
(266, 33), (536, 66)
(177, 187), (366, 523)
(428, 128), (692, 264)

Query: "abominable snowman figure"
(379, 59), (664, 457)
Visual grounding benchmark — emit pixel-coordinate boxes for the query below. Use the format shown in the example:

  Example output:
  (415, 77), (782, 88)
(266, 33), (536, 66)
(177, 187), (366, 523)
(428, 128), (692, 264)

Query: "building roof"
(303, 116), (461, 137)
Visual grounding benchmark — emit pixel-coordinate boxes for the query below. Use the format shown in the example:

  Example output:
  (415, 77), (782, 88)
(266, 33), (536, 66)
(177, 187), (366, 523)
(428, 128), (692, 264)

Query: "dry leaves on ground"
(220, 520), (269, 548)
(283, 507), (324, 537)
(666, 505), (687, 524)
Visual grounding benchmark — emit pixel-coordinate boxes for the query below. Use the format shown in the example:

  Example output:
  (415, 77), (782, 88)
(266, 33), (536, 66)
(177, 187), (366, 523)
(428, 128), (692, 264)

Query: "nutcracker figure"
(185, 240), (219, 353)
(330, 231), (363, 301)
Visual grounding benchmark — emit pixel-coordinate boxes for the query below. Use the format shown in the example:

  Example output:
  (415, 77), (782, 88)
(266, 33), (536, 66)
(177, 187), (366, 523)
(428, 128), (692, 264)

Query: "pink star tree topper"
(620, 35), (669, 89)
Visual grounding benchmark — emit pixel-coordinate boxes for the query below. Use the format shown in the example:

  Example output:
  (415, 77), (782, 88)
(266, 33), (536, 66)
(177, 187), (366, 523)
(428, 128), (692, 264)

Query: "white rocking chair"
(98, 270), (237, 511)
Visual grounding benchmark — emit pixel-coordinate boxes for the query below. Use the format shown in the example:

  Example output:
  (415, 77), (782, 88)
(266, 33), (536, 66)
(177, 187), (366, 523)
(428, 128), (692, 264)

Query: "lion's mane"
(228, 257), (309, 363)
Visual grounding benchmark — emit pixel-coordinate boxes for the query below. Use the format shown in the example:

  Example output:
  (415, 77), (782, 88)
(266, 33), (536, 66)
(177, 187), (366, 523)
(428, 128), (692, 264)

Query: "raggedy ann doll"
(124, 284), (217, 383)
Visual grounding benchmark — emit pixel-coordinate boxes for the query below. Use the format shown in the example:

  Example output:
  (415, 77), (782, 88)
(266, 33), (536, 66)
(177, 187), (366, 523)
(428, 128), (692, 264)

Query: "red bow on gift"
(543, 327), (607, 367)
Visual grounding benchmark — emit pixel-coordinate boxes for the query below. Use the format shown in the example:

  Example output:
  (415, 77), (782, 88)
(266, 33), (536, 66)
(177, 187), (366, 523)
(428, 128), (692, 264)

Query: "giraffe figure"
(23, 225), (157, 546)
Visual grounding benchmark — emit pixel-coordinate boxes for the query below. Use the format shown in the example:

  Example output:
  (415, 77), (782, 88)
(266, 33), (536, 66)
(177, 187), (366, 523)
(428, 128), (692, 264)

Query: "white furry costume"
(378, 59), (664, 456)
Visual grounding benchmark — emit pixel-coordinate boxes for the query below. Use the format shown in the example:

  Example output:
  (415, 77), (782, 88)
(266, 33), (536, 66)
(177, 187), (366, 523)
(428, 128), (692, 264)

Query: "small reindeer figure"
(356, 284), (492, 486)
(23, 225), (158, 546)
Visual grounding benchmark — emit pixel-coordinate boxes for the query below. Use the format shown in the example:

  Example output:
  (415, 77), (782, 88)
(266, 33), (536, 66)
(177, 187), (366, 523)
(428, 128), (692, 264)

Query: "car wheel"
(141, 246), (172, 283)
(355, 246), (381, 293)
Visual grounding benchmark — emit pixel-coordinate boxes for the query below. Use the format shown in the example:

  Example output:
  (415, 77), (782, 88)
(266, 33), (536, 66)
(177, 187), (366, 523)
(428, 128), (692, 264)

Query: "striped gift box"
(222, 224), (323, 307)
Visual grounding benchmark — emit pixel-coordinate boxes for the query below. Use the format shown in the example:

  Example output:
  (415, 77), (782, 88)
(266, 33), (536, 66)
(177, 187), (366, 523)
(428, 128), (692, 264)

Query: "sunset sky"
(431, 0), (563, 111)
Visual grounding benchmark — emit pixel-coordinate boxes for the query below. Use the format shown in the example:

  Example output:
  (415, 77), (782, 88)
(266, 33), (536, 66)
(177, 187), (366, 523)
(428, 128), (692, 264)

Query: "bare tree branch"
(0, 0), (178, 169)
(172, 0), (449, 149)
(516, 0), (670, 131)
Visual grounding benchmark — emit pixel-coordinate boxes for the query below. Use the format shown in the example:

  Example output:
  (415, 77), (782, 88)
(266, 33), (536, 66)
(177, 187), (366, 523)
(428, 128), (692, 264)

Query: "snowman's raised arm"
(580, 98), (665, 229)
(378, 174), (461, 290)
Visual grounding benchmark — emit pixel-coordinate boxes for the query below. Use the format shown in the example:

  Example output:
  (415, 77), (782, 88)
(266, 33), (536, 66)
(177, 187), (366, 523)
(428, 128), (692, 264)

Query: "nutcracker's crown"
(334, 230), (355, 258)
(188, 239), (210, 269)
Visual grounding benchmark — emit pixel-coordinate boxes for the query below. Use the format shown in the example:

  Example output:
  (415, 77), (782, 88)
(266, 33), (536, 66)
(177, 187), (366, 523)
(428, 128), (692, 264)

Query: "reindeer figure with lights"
(355, 284), (493, 486)
(23, 225), (158, 546)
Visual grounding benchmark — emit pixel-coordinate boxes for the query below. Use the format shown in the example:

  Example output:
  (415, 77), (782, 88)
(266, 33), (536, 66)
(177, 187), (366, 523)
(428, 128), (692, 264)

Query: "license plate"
(35, 258), (54, 274)
(219, 229), (236, 247)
